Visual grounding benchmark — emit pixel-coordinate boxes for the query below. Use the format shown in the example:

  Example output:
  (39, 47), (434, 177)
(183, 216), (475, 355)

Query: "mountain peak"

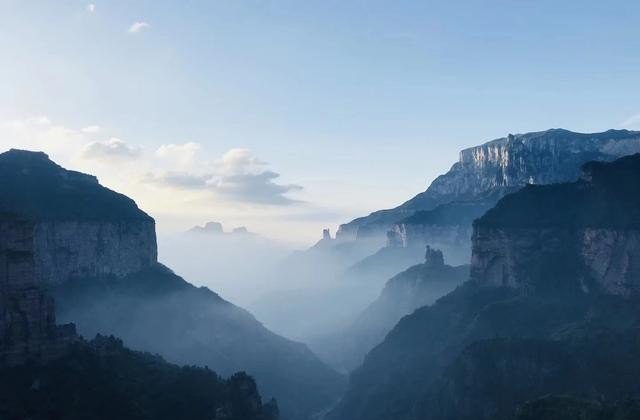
(0, 149), (151, 222)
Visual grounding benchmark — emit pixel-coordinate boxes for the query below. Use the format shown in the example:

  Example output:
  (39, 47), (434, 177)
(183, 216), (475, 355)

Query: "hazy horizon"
(2, 1), (640, 243)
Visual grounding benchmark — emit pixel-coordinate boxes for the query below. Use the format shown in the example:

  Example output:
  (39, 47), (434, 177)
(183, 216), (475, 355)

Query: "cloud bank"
(149, 147), (302, 205)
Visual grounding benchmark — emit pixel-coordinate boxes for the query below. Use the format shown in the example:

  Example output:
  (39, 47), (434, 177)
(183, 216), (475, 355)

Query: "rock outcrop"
(311, 247), (467, 371)
(0, 149), (157, 286)
(0, 149), (344, 420)
(0, 219), (76, 366)
(189, 221), (224, 235)
(471, 153), (640, 295)
(337, 129), (640, 256)
(328, 154), (640, 420)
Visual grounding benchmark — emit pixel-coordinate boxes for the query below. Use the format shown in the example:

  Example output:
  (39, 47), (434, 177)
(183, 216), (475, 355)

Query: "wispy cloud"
(0, 117), (303, 208)
(81, 138), (141, 162)
(87, 4), (96, 13)
(128, 22), (150, 33)
(147, 148), (303, 205)
(621, 113), (640, 130)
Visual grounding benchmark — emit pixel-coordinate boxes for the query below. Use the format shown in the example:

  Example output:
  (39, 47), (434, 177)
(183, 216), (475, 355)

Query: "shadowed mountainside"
(329, 153), (640, 420)
(0, 149), (344, 420)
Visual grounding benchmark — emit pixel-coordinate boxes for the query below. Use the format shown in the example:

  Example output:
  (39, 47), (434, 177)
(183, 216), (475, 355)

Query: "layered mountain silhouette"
(0, 335), (279, 420)
(328, 153), (640, 420)
(0, 149), (344, 420)
(311, 247), (468, 371)
(266, 129), (640, 346)
(338, 128), (640, 263)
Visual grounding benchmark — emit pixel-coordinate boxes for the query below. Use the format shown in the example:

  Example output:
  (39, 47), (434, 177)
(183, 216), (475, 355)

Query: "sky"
(0, 0), (639, 244)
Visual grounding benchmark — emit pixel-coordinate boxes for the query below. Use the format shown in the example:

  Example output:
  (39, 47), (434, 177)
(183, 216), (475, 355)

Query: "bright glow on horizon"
(0, 1), (639, 243)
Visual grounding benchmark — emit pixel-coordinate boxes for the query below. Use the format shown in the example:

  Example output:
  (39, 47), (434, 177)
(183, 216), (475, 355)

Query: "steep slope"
(0, 149), (157, 284)
(337, 129), (640, 255)
(329, 154), (640, 420)
(0, 149), (344, 420)
(0, 335), (279, 420)
(52, 265), (344, 420)
(311, 247), (467, 371)
(0, 189), (278, 420)
(0, 218), (76, 366)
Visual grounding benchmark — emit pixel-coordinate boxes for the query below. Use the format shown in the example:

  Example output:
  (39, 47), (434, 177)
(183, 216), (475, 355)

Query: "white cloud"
(81, 125), (101, 133)
(156, 142), (201, 168)
(621, 113), (640, 130)
(81, 138), (141, 162)
(87, 4), (95, 13)
(148, 148), (303, 205)
(218, 148), (267, 176)
(128, 22), (150, 33)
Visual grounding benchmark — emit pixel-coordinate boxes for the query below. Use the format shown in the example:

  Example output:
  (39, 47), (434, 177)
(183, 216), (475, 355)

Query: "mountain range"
(328, 152), (640, 420)
(0, 149), (343, 420)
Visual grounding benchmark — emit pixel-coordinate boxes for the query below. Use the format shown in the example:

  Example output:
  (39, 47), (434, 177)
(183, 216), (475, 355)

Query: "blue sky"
(0, 0), (639, 243)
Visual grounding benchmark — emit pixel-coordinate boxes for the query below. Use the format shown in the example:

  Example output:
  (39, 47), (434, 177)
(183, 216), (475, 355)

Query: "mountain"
(0, 149), (344, 420)
(337, 129), (640, 263)
(310, 247), (468, 371)
(0, 190), (277, 420)
(0, 149), (157, 284)
(0, 215), (77, 366)
(0, 335), (279, 420)
(328, 153), (640, 420)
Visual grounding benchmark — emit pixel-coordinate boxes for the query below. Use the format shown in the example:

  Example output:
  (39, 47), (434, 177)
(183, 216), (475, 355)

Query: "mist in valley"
(158, 222), (428, 348)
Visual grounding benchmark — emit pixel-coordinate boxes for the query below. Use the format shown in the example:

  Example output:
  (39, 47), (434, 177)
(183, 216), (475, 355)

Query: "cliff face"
(471, 153), (640, 296)
(33, 221), (157, 285)
(471, 227), (640, 295)
(337, 129), (640, 243)
(0, 220), (75, 366)
(328, 154), (640, 420)
(404, 128), (640, 210)
(391, 223), (473, 265)
(0, 149), (157, 285)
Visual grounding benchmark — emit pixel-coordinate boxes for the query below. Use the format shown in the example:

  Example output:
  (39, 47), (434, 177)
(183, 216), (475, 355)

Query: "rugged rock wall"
(405, 129), (640, 209)
(471, 226), (640, 295)
(0, 149), (158, 286)
(391, 224), (473, 265)
(34, 220), (157, 285)
(0, 220), (75, 366)
(470, 154), (640, 296)
(338, 129), (640, 240)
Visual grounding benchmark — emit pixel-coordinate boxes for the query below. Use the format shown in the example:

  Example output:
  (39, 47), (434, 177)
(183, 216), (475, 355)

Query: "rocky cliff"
(471, 153), (640, 295)
(388, 200), (492, 264)
(0, 219), (76, 366)
(0, 149), (157, 286)
(337, 129), (640, 253)
(0, 149), (343, 420)
(328, 154), (640, 420)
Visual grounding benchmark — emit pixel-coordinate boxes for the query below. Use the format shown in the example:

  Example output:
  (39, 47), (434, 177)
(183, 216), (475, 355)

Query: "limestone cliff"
(337, 129), (640, 249)
(0, 219), (75, 366)
(33, 221), (157, 284)
(471, 153), (640, 295)
(0, 149), (157, 285)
